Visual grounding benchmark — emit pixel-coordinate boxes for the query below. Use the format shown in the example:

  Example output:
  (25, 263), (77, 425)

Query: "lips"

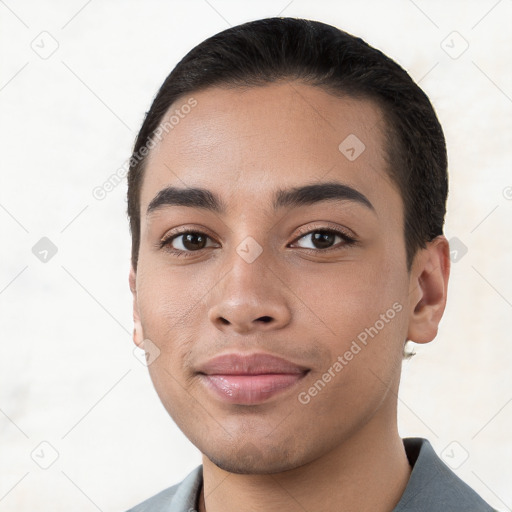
(197, 352), (309, 405)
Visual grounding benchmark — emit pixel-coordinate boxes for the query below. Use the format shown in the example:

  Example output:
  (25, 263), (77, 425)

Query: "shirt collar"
(392, 437), (492, 511)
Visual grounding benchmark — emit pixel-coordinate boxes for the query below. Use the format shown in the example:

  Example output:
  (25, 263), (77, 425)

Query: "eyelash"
(159, 226), (357, 258)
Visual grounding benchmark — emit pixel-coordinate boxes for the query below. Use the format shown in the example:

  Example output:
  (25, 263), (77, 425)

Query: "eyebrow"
(274, 182), (374, 212)
(146, 182), (375, 216)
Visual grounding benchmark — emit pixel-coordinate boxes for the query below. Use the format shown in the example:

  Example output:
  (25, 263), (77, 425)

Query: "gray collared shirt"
(126, 437), (497, 511)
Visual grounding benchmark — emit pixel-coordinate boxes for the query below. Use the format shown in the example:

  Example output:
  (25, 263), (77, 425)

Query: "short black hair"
(127, 17), (448, 272)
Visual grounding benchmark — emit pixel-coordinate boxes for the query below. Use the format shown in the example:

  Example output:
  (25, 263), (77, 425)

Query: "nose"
(207, 257), (292, 334)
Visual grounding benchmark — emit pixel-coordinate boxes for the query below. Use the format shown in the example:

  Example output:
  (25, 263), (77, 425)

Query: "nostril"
(219, 317), (230, 325)
(258, 316), (273, 323)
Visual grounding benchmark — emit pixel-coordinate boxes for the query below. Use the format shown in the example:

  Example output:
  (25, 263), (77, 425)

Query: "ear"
(407, 235), (450, 344)
(129, 265), (144, 348)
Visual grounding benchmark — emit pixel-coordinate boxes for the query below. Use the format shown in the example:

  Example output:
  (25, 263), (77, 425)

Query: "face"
(130, 82), (428, 474)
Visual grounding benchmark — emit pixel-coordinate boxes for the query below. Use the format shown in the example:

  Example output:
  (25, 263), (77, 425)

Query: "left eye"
(293, 230), (353, 250)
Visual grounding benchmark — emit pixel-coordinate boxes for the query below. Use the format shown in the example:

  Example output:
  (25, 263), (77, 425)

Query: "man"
(125, 17), (496, 512)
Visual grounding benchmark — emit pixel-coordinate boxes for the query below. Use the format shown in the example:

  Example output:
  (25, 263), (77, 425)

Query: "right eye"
(159, 230), (220, 257)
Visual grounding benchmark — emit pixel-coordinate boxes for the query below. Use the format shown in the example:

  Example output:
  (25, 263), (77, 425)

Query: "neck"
(198, 398), (412, 512)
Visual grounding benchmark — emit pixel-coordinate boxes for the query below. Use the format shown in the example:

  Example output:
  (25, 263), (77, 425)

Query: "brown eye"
(160, 230), (219, 256)
(179, 233), (208, 251)
(295, 230), (349, 250)
(310, 232), (337, 249)
(294, 227), (357, 252)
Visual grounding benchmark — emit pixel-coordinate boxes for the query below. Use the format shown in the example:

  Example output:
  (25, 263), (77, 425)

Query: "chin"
(203, 440), (307, 475)
(207, 454), (294, 475)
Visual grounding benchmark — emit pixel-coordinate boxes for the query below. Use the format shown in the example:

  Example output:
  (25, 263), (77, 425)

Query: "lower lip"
(201, 373), (307, 405)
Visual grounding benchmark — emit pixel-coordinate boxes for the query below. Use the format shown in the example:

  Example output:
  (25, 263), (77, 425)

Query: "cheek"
(136, 253), (210, 333)
(291, 255), (408, 400)
(292, 258), (404, 337)
(136, 277), (201, 392)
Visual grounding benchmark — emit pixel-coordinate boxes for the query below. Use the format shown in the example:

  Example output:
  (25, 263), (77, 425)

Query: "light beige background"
(1, 0), (511, 510)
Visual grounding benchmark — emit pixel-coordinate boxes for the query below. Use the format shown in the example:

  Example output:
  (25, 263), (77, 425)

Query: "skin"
(129, 81), (450, 512)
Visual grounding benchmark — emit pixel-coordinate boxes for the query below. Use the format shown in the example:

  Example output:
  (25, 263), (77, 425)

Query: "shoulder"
(125, 465), (203, 512)
(125, 483), (181, 512)
(396, 437), (497, 512)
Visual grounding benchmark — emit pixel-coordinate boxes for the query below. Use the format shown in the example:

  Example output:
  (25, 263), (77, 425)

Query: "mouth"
(196, 352), (310, 405)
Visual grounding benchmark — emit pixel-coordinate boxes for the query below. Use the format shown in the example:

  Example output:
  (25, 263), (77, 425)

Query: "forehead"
(140, 82), (400, 220)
